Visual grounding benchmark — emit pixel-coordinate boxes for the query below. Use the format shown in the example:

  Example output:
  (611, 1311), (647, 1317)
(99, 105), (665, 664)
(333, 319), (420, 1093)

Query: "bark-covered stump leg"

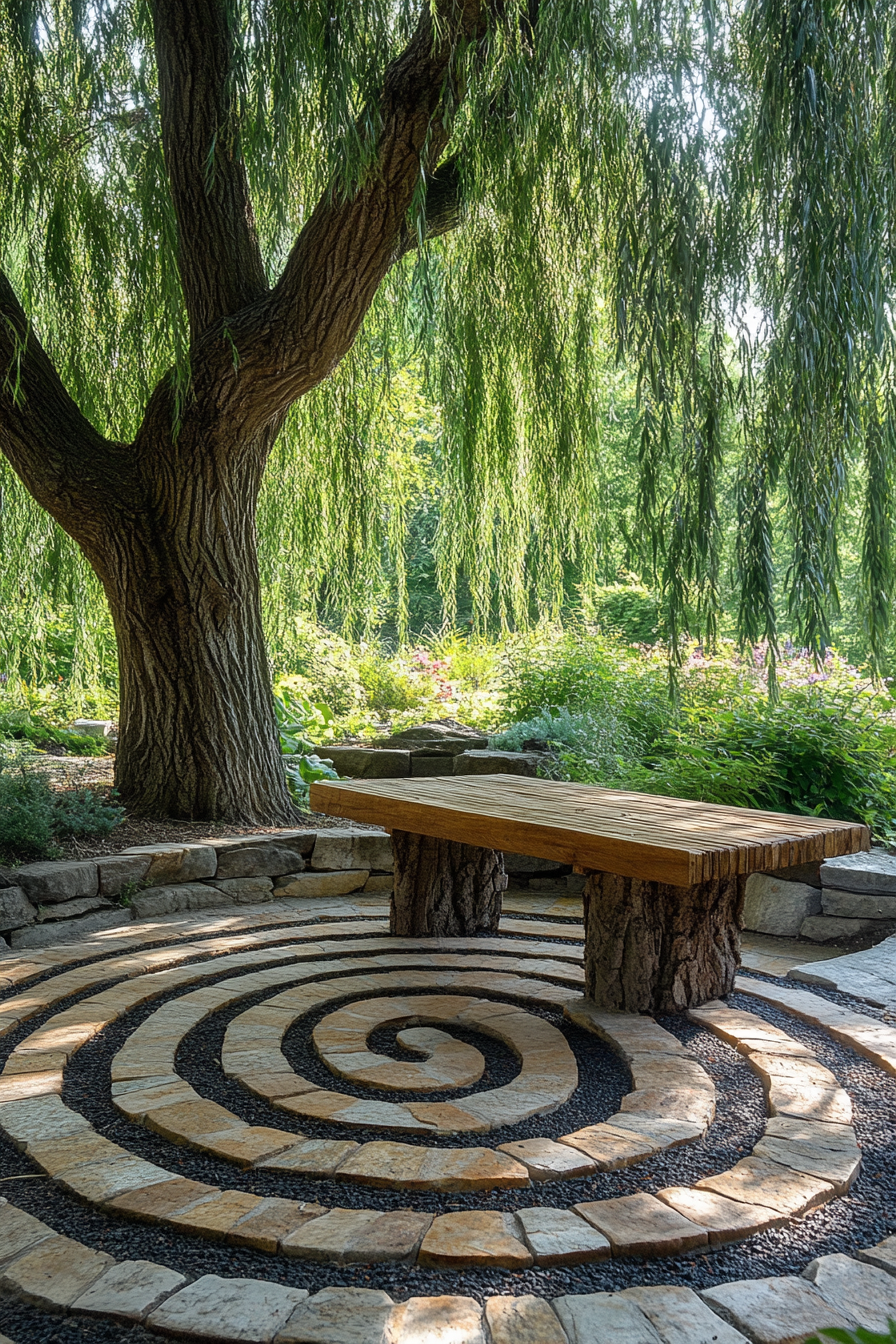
(583, 871), (744, 1013)
(390, 830), (507, 937)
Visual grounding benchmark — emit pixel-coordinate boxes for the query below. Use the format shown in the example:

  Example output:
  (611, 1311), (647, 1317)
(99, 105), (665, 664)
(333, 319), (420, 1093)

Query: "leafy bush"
(284, 753), (340, 809)
(588, 581), (664, 644)
(271, 618), (365, 714)
(809, 1321), (896, 1343)
(0, 749), (124, 860)
(491, 707), (639, 783)
(355, 652), (433, 718)
(273, 690), (336, 753)
(0, 707), (109, 756)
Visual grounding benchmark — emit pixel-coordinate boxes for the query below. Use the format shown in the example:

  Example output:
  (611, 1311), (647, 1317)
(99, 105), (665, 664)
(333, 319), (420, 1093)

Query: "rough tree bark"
(0, 0), (483, 820)
(582, 871), (744, 1013)
(390, 829), (507, 936)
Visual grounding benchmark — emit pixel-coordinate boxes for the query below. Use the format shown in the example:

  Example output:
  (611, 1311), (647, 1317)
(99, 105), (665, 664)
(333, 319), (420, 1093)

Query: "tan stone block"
(419, 1148), (530, 1192)
(857, 1234), (896, 1278)
(57, 1153), (174, 1205)
(752, 1136), (861, 1194)
(281, 1208), (383, 1262)
(334, 1142), (428, 1188)
(274, 870), (369, 897)
(241, 1071), (315, 1100)
(113, 1079), (197, 1121)
(629, 1061), (715, 1092)
(418, 1212), (533, 1269)
(0, 1201), (55, 1266)
(385, 1295), (485, 1344)
(226, 1197), (328, 1252)
(2, 1051), (67, 1075)
(764, 1116), (858, 1148)
(695, 1156), (836, 1215)
(258, 1138), (361, 1176)
(619, 1087), (716, 1127)
(485, 1295), (568, 1344)
(27, 1130), (118, 1175)
(514, 1207), (611, 1266)
(195, 1124), (298, 1166)
(168, 1189), (265, 1238)
(621, 1284), (752, 1344)
(700, 1275), (857, 1344)
(750, 1052), (839, 1090)
(574, 1191), (709, 1257)
(601, 1113), (704, 1147)
(278, 1088), (355, 1120)
(146, 1098), (244, 1143)
(557, 1123), (657, 1169)
(803, 1252), (896, 1334)
(405, 1101), (489, 1133)
(344, 1210), (434, 1264)
(767, 1083), (853, 1126)
(0, 1093), (90, 1149)
(657, 1186), (787, 1243)
(497, 1136), (597, 1181)
(0, 1234), (113, 1308)
(0, 1070), (62, 1102)
(71, 1258), (188, 1322)
(146, 1273), (309, 1338)
(106, 1177), (219, 1222)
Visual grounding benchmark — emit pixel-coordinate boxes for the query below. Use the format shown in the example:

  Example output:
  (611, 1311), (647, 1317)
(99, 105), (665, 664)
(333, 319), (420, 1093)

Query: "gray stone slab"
(37, 895), (114, 922)
(453, 750), (542, 776)
(514, 1207), (610, 1266)
(72, 1258), (187, 1321)
(10, 907), (132, 948)
(484, 1295), (569, 1344)
(789, 936), (896, 1008)
(858, 1234), (896, 1278)
(129, 884), (227, 919)
(318, 747), (410, 779)
(700, 1276), (857, 1343)
(13, 860), (98, 904)
(411, 756), (454, 776)
(123, 843), (217, 885)
(800, 914), (889, 941)
(743, 876), (821, 937)
(0, 1233), (114, 1309)
(95, 854), (152, 897)
(311, 832), (393, 872)
(803, 1253), (896, 1333)
(207, 877), (275, 902)
(621, 1286), (749, 1343)
(0, 1199), (55, 1267)
(384, 1295), (485, 1343)
(553, 1293), (663, 1343)
(147, 1274), (309, 1341)
(823, 888), (896, 919)
(276, 1286), (393, 1343)
(0, 888), (36, 933)
(215, 846), (305, 880)
(821, 851), (896, 894)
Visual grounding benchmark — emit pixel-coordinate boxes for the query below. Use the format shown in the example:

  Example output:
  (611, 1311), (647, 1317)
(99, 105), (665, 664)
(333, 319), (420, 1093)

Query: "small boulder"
(14, 860), (98, 905)
(121, 844), (216, 885)
(453, 750), (543, 778)
(0, 887), (37, 933)
(743, 874), (821, 937)
(214, 845), (306, 880)
(37, 896), (115, 922)
(311, 830), (393, 872)
(821, 850), (896, 895)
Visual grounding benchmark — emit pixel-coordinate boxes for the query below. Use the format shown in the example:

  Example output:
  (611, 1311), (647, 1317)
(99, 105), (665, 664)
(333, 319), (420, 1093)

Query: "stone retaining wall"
(744, 850), (896, 944)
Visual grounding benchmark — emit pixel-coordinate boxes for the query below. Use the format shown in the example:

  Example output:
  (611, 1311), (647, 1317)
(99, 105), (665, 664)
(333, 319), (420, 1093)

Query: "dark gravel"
(0, 939), (893, 1335)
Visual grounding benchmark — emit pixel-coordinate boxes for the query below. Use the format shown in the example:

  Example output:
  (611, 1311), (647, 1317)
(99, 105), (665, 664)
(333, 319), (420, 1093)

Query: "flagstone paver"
(700, 1275), (859, 1344)
(621, 1285), (750, 1344)
(553, 1292), (664, 1343)
(655, 1187), (786, 1243)
(275, 1286), (394, 1344)
(384, 1295), (485, 1344)
(417, 1211), (533, 1269)
(496, 1136), (598, 1180)
(484, 1294), (569, 1344)
(70, 1258), (188, 1322)
(514, 1206), (611, 1265)
(146, 1273), (310, 1342)
(858, 1234), (896, 1278)
(573, 1192), (708, 1258)
(802, 1253), (896, 1333)
(694, 1155), (836, 1216)
(735, 974), (896, 1077)
(0, 1232), (114, 1309)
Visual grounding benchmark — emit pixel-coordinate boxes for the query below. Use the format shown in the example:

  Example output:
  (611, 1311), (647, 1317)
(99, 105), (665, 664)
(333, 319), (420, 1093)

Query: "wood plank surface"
(310, 775), (869, 886)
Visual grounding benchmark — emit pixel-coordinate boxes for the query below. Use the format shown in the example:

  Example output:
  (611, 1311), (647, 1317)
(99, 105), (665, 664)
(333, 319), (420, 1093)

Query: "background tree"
(2, 0), (895, 822)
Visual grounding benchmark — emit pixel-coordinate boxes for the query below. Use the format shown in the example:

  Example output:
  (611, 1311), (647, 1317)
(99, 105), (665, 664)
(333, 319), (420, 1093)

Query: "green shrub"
(271, 617), (365, 714)
(808, 1322), (896, 1343)
(0, 748), (124, 860)
(588, 581), (664, 644)
(355, 653), (432, 717)
(0, 707), (109, 756)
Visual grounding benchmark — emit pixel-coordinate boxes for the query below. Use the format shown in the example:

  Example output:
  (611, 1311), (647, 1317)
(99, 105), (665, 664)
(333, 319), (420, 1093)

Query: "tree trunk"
(91, 417), (296, 823)
(390, 830), (507, 936)
(583, 871), (744, 1013)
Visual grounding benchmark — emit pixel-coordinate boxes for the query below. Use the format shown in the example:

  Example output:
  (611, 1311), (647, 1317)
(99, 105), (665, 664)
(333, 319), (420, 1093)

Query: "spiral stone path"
(0, 888), (894, 1341)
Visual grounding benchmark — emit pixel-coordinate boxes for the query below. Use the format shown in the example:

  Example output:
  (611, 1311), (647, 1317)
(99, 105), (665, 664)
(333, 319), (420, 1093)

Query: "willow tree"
(2, 0), (895, 821)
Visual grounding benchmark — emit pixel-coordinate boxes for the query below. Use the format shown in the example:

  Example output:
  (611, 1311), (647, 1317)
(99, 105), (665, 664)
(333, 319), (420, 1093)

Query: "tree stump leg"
(583, 871), (744, 1013)
(390, 830), (507, 937)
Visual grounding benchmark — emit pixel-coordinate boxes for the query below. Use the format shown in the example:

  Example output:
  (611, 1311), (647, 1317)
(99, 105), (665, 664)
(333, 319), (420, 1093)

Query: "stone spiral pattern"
(0, 894), (893, 1342)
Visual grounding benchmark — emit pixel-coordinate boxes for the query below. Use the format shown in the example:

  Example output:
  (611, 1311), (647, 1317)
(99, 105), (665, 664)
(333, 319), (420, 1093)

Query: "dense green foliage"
(0, 747), (123, 860)
(3, 0), (896, 681)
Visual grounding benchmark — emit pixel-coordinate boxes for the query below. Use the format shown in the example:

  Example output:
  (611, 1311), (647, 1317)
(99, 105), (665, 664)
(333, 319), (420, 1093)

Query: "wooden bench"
(309, 775), (868, 1012)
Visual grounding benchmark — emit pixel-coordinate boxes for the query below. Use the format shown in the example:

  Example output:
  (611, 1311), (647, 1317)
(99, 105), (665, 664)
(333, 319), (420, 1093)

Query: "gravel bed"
(0, 1292), (157, 1343)
(0, 955), (892, 1312)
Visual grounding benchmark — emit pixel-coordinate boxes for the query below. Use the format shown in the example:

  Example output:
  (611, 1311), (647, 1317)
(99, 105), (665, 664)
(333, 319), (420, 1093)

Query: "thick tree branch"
(0, 272), (134, 547)
(394, 156), (464, 260)
(151, 0), (268, 338)
(219, 0), (486, 432)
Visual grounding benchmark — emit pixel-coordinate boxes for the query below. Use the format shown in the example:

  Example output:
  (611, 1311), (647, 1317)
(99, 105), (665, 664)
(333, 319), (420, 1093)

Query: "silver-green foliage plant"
(0, 745), (124, 860)
(2, 0), (896, 821)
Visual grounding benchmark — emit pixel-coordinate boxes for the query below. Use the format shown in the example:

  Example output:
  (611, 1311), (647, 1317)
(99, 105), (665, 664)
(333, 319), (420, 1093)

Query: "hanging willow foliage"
(1, 0), (895, 676)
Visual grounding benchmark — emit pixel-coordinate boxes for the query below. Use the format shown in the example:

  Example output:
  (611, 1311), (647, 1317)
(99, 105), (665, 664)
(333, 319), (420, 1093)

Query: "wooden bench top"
(310, 774), (869, 886)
